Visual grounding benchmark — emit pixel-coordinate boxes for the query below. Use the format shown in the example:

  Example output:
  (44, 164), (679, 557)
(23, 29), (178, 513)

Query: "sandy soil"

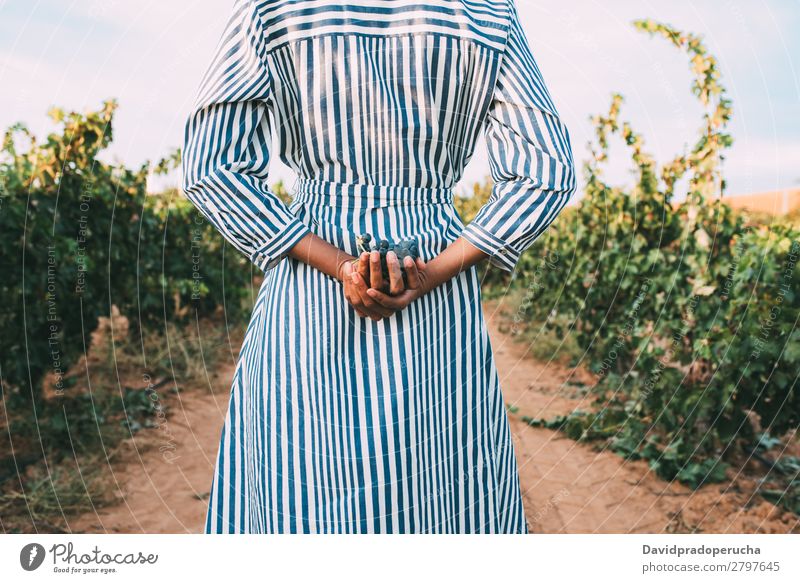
(482, 301), (799, 534)
(69, 364), (233, 534)
(70, 302), (799, 534)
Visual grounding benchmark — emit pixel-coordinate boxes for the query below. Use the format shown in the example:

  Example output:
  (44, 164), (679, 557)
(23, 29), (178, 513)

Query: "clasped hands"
(288, 232), (485, 322)
(338, 250), (430, 321)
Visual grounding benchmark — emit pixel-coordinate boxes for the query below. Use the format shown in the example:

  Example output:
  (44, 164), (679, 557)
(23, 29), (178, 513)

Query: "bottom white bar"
(1, 534), (797, 582)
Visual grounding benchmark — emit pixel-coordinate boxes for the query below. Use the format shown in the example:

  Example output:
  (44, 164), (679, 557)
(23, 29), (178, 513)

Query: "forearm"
(287, 232), (355, 281)
(287, 232), (487, 302)
(423, 237), (489, 290)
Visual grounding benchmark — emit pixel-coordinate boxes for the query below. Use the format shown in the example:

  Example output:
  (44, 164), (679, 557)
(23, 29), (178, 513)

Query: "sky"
(1, 0), (798, 199)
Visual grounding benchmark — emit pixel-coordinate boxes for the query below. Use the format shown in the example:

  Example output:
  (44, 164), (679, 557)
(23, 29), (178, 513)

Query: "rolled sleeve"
(181, 0), (308, 272)
(252, 217), (311, 271)
(466, 0), (577, 273)
(461, 221), (520, 272)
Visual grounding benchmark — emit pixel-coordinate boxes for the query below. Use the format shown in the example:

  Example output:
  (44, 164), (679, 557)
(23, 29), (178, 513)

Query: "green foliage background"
(0, 101), (255, 413)
(0, 19), (797, 527)
(506, 21), (799, 506)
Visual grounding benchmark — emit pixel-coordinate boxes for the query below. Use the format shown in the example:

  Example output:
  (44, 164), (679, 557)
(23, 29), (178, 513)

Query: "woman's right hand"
(288, 231), (422, 321)
(363, 236), (489, 315)
(340, 251), (413, 321)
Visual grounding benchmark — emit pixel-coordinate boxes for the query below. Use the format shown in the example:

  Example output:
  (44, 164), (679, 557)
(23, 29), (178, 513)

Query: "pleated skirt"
(204, 180), (527, 533)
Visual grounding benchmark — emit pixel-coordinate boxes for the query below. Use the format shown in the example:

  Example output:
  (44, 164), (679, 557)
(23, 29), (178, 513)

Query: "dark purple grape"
(354, 233), (422, 292)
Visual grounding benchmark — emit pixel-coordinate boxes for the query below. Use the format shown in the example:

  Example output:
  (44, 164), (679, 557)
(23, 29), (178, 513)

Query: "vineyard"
(0, 20), (798, 531)
(0, 103), (257, 528)
(471, 21), (800, 513)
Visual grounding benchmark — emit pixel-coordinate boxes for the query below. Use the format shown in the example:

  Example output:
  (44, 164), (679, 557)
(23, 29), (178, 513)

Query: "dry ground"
(69, 301), (798, 534)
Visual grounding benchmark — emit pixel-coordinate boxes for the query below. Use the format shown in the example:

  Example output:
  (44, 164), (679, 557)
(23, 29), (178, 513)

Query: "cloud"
(724, 136), (800, 192)
(48, 0), (220, 38)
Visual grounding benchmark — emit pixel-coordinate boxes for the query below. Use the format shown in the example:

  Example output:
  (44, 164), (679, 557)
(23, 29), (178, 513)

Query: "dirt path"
(70, 366), (234, 534)
(71, 302), (798, 534)
(484, 299), (797, 534)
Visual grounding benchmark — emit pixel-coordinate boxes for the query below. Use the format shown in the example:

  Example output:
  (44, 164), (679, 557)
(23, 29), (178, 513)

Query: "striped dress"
(182, 0), (575, 534)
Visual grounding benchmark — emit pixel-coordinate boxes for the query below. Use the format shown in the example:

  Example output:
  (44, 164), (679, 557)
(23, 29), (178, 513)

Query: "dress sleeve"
(461, 0), (577, 273)
(181, 0), (310, 271)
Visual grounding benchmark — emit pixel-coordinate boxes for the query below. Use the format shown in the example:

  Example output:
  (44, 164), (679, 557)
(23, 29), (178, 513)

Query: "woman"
(182, 0), (575, 534)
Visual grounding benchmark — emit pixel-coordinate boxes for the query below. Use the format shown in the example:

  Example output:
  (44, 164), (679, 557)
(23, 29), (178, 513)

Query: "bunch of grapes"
(355, 233), (420, 286)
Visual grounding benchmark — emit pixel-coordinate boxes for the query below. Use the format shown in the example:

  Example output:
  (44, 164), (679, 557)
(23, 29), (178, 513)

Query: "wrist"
(335, 254), (358, 282)
(420, 259), (448, 293)
(420, 239), (486, 292)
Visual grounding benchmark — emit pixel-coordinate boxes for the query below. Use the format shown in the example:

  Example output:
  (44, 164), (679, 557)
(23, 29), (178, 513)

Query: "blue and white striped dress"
(182, 0), (575, 534)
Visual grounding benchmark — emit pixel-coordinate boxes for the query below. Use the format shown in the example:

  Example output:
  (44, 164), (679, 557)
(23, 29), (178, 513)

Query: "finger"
(346, 288), (369, 318)
(351, 275), (395, 318)
(416, 256), (426, 269)
(357, 252), (370, 281)
(349, 292), (386, 320)
(359, 306), (380, 321)
(342, 271), (385, 319)
(342, 281), (365, 318)
(351, 271), (380, 310)
(358, 300), (393, 320)
(366, 288), (410, 310)
(403, 256), (421, 290)
(371, 305), (394, 319)
(386, 251), (404, 295)
(369, 250), (385, 291)
(341, 265), (355, 303)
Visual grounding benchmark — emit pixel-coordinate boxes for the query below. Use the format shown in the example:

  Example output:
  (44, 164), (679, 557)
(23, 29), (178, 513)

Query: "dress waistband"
(291, 178), (454, 208)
